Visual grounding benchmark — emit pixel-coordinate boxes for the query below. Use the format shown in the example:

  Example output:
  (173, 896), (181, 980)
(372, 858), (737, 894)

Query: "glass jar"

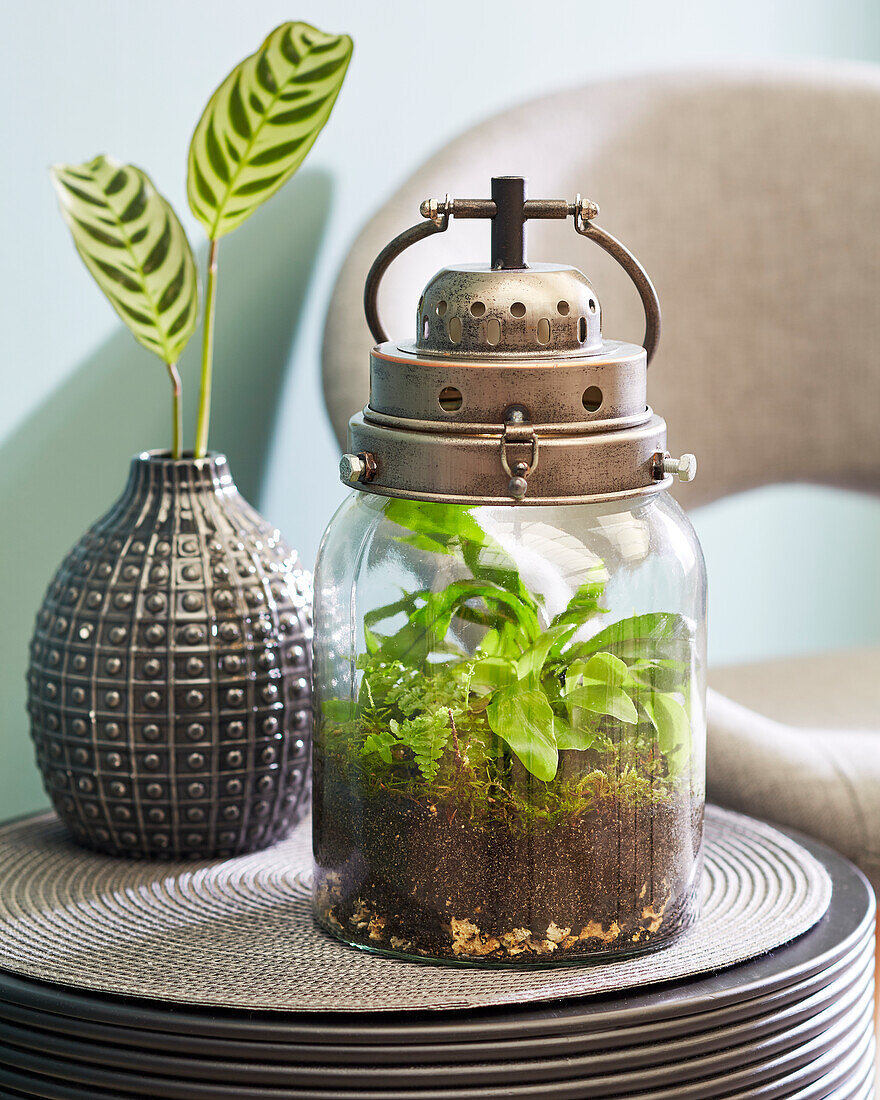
(312, 489), (706, 964)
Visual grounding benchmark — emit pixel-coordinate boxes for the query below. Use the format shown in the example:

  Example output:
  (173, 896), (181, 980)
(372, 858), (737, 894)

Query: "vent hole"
(439, 387), (463, 412)
(557, 300), (570, 316)
(470, 301), (486, 318)
(436, 300), (448, 317)
(588, 298), (597, 314)
(578, 317), (587, 342)
(486, 318), (501, 345)
(448, 316), (462, 343)
(510, 301), (526, 318)
(537, 318), (551, 344)
(582, 386), (603, 412)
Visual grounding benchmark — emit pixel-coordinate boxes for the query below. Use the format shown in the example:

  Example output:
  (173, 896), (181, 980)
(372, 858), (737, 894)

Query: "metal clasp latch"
(500, 410), (539, 499)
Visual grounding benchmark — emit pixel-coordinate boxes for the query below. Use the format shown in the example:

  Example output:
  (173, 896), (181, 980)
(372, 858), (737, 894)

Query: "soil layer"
(313, 783), (701, 964)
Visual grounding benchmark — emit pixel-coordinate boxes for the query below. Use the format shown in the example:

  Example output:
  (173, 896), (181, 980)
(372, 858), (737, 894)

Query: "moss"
(317, 702), (682, 837)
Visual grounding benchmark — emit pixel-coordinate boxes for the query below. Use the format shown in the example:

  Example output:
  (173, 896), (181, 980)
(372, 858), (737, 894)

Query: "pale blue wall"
(2, 0), (879, 819)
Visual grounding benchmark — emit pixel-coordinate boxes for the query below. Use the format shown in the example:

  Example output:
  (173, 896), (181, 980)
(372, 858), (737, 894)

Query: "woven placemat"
(0, 806), (830, 1012)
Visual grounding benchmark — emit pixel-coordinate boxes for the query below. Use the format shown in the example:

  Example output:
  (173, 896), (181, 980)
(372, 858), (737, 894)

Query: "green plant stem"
(165, 361), (183, 460)
(194, 238), (218, 458)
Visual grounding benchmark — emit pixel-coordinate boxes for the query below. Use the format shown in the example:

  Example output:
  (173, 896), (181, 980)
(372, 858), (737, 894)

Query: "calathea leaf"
(51, 156), (198, 364)
(188, 22), (352, 239)
(486, 686), (558, 781)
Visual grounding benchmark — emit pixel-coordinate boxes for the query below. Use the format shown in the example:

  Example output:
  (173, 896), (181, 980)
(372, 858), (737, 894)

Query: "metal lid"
(343, 177), (694, 505)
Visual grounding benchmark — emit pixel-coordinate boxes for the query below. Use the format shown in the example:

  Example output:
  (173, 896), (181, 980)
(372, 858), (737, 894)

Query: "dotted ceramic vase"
(27, 451), (313, 859)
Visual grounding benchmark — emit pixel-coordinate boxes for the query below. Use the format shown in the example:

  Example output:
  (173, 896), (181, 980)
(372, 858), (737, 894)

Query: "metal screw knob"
(340, 452), (377, 485)
(508, 476), (528, 499)
(340, 454), (366, 484)
(662, 453), (698, 482)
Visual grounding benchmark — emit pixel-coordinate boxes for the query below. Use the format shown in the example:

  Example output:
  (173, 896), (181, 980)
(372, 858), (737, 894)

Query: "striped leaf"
(188, 21), (352, 239)
(51, 156), (198, 364)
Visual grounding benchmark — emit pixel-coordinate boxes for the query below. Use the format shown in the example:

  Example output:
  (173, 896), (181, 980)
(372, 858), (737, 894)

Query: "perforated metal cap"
(408, 263), (602, 359)
(346, 177), (686, 505)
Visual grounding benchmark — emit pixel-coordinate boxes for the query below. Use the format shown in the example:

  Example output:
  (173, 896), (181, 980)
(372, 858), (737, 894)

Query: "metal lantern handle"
(363, 180), (662, 366)
(363, 211), (450, 345)
(572, 214), (661, 368)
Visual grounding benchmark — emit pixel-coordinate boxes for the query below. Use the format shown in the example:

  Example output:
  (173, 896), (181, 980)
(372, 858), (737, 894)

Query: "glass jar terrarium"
(313, 178), (706, 965)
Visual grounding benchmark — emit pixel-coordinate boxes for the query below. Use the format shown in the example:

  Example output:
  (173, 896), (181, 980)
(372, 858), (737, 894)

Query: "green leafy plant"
(321, 500), (695, 822)
(51, 158), (199, 458)
(187, 21), (353, 457)
(52, 21), (351, 460)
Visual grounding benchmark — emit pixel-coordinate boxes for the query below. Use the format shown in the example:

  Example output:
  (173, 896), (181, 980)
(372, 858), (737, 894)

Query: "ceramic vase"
(27, 451), (313, 858)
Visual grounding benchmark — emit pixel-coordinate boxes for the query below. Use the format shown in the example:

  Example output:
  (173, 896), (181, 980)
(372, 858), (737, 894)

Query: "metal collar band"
(347, 408), (672, 506)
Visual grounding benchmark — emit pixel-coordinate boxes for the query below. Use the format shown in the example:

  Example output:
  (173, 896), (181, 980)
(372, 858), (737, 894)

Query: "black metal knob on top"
(490, 175), (527, 270)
